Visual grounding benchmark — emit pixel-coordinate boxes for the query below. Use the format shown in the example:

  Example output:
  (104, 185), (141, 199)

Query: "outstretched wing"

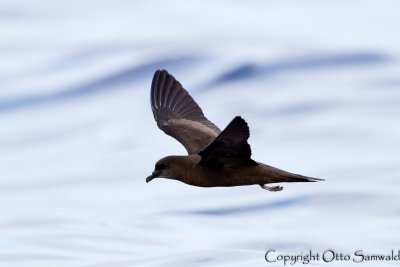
(151, 70), (221, 154)
(198, 116), (258, 168)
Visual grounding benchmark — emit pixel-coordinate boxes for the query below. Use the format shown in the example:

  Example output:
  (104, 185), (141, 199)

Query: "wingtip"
(152, 69), (163, 80)
(154, 69), (169, 75)
(231, 116), (249, 135)
(232, 116), (247, 125)
(216, 115), (251, 144)
(153, 69), (177, 84)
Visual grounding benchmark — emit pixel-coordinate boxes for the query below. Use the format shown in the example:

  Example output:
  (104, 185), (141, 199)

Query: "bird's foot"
(260, 184), (283, 192)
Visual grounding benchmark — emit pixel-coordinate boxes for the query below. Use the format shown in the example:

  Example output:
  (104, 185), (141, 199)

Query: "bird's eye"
(155, 163), (168, 170)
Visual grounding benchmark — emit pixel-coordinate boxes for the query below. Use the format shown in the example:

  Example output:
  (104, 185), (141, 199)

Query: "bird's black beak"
(146, 171), (160, 183)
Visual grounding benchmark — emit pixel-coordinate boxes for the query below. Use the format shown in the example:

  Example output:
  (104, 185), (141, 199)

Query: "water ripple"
(212, 52), (388, 85)
(179, 196), (309, 216)
(0, 55), (199, 113)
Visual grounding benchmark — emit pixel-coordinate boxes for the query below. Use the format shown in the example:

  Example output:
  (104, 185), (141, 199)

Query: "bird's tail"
(263, 164), (325, 183)
(278, 173), (324, 183)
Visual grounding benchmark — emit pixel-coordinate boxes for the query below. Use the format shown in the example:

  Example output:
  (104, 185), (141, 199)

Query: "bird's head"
(146, 156), (184, 183)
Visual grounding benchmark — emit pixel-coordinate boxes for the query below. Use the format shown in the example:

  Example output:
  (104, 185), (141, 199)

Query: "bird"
(146, 70), (324, 191)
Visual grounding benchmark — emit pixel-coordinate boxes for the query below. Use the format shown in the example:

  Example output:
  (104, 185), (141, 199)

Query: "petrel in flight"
(146, 70), (323, 191)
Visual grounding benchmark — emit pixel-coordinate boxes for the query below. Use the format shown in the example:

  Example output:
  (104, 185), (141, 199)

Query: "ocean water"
(1, 1), (400, 266)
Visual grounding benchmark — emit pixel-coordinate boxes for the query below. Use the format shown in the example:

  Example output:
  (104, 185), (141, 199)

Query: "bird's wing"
(151, 70), (221, 155)
(198, 116), (258, 168)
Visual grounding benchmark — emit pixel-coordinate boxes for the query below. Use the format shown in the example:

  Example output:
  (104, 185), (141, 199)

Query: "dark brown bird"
(146, 70), (324, 191)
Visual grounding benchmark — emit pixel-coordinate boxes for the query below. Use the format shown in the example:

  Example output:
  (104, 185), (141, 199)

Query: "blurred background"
(1, 0), (399, 266)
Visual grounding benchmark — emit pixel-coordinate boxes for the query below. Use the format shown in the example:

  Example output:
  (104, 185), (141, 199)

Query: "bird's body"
(153, 155), (320, 190)
(147, 70), (323, 191)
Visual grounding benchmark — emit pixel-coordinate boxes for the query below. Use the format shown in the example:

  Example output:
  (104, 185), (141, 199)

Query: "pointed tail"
(278, 173), (325, 183)
(263, 164), (325, 183)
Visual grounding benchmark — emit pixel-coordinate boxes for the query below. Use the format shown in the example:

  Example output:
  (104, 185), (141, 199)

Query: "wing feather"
(150, 70), (221, 154)
(198, 116), (258, 168)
